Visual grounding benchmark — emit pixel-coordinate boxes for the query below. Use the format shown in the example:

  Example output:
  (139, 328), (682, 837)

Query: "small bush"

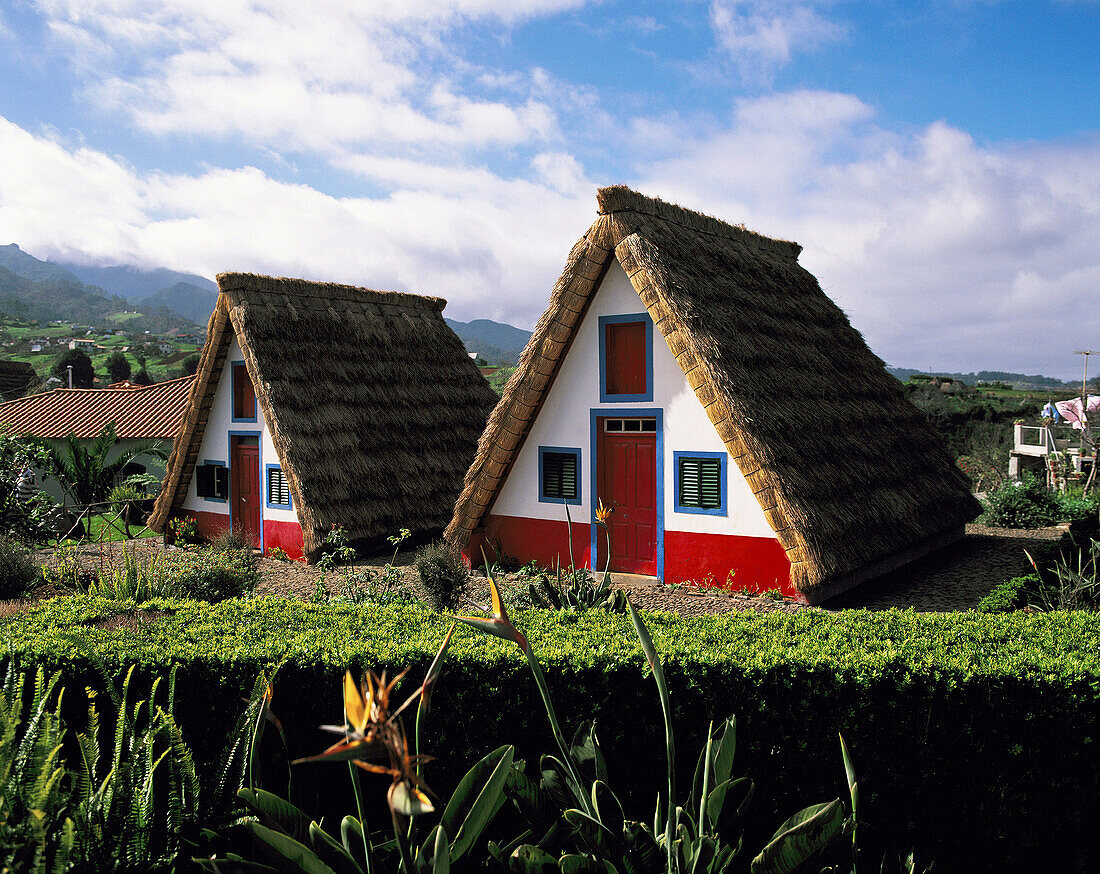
(975, 575), (1035, 612)
(211, 528), (255, 552)
(157, 546), (258, 602)
(0, 537), (37, 599)
(88, 546), (176, 601)
(415, 539), (468, 611)
(981, 474), (1063, 528)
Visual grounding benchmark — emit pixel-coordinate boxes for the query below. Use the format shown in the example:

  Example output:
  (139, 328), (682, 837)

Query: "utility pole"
(1074, 351), (1096, 493)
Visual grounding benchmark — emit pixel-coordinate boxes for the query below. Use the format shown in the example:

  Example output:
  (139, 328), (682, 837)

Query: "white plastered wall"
(492, 261), (774, 539)
(179, 336), (298, 528)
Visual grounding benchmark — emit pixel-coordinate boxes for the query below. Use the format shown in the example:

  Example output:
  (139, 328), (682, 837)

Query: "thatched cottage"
(149, 274), (498, 560)
(446, 187), (979, 603)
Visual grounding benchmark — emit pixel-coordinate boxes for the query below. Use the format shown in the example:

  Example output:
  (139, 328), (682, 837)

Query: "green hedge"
(3, 597), (1099, 873)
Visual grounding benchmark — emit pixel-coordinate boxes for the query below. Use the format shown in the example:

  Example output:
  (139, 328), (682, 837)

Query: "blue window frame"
(538, 446), (582, 505)
(265, 464), (292, 509)
(673, 451), (727, 516)
(598, 313), (654, 403)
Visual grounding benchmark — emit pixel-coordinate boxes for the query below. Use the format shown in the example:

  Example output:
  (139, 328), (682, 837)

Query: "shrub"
(85, 546), (177, 601)
(108, 481), (150, 526)
(211, 527), (255, 552)
(3, 598), (1099, 871)
(980, 474), (1063, 527)
(156, 546), (258, 602)
(975, 574), (1035, 612)
(0, 536), (37, 599)
(415, 539), (468, 611)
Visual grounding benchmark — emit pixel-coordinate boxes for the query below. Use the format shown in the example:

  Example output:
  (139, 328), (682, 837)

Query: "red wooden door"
(231, 436), (261, 548)
(597, 420), (657, 575)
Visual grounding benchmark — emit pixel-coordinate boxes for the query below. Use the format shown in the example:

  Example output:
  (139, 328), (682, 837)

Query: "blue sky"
(0, 0), (1097, 377)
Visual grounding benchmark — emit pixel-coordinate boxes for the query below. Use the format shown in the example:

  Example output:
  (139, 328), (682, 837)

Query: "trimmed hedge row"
(4, 596), (1099, 873)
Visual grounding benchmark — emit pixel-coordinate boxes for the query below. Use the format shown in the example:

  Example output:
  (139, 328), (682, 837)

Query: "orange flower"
(595, 497), (614, 525)
(455, 574), (528, 653)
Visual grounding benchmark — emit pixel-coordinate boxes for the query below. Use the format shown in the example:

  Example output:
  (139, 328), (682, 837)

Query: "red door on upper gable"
(231, 436), (261, 549)
(597, 420), (657, 576)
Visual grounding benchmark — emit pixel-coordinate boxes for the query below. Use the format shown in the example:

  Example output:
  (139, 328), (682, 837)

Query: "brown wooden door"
(597, 420), (657, 575)
(231, 436), (261, 548)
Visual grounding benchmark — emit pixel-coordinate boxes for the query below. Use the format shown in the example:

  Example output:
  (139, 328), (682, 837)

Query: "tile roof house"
(0, 375), (195, 503)
(446, 187), (980, 603)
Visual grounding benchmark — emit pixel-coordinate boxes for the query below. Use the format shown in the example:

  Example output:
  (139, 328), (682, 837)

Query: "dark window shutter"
(679, 457), (722, 509)
(214, 466), (229, 500)
(268, 467), (290, 506)
(195, 464), (214, 498)
(542, 452), (578, 501)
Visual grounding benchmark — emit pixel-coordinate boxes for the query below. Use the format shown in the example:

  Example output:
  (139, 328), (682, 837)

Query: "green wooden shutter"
(679, 457), (722, 509)
(543, 452), (578, 501)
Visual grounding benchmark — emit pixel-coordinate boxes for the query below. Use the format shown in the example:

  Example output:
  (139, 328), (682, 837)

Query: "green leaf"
(750, 799), (848, 874)
(591, 780), (626, 840)
(308, 821), (364, 874)
(507, 844), (558, 874)
(238, 788), (313, 845)
(570, 721), (609, 785)
(241, 821), (338, 874)
(839, 734), (858, 819)
(558, 854), (614, 874)
(430, 824), (450, 874)
(439, 744), (514, 862)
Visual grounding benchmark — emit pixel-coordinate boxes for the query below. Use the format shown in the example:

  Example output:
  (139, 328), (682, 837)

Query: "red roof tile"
(0, 376), (195, 440)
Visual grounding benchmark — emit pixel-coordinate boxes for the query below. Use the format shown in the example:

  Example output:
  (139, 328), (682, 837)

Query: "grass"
(57, 513), (158, 545)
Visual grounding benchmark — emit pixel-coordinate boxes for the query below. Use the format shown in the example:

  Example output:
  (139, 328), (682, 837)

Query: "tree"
(34, 422), (166, 507)
(182, 354), (200, 376)
(51, 349), (95, 388)
(106, 350), (132, 383)
(132, 369), (154, 386)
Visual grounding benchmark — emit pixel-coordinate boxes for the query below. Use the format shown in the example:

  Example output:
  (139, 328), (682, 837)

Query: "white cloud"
(638, 95), (1100, 376)
(709, 0), (846, 81)
(0, 116), (592, 327)
(32, 0), (581, 157)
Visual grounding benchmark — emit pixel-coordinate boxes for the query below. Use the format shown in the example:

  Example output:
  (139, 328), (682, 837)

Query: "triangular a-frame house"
(446, 187), (979, 603)
(150, 273), (498, 560)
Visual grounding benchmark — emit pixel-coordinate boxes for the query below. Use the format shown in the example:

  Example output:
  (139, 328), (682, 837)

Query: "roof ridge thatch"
(596, 185), (801, 258)
(217, 272), (446, 312)
(151, 273), (497, 559)
(446, 186), (979, 599)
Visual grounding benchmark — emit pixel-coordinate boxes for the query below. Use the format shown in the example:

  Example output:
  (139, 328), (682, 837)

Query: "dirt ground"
(16, 522), (1066, 617)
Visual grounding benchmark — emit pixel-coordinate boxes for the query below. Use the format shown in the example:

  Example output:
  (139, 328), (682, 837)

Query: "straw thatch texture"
(150, 274), (498, 559)
(447, 186), (980, 597)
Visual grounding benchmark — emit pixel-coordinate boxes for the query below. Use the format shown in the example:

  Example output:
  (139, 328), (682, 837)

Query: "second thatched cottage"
(446, 187), (979, 603)
(149, 274), (498, 560)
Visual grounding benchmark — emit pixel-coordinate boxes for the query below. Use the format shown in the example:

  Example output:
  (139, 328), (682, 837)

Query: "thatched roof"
(150, 274), (498, 558)
(446, 186), (980, 598)
(0, 360), (36, 401)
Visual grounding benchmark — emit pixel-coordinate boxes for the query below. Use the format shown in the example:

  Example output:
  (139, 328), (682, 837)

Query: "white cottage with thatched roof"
(446, 187), (980, 603)
(150, 273), (498, 561)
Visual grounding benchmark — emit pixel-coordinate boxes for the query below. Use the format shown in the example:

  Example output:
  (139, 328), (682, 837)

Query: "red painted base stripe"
(467, 515), (794, 598)
(664, 529), (794, 597)
(263, 519), (305, 560)
(468, 515), (592, 571)
(178, 510), (305, 561)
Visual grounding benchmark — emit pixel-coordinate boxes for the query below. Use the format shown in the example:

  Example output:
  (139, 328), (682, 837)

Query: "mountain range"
(0, 243), (1079, 385)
